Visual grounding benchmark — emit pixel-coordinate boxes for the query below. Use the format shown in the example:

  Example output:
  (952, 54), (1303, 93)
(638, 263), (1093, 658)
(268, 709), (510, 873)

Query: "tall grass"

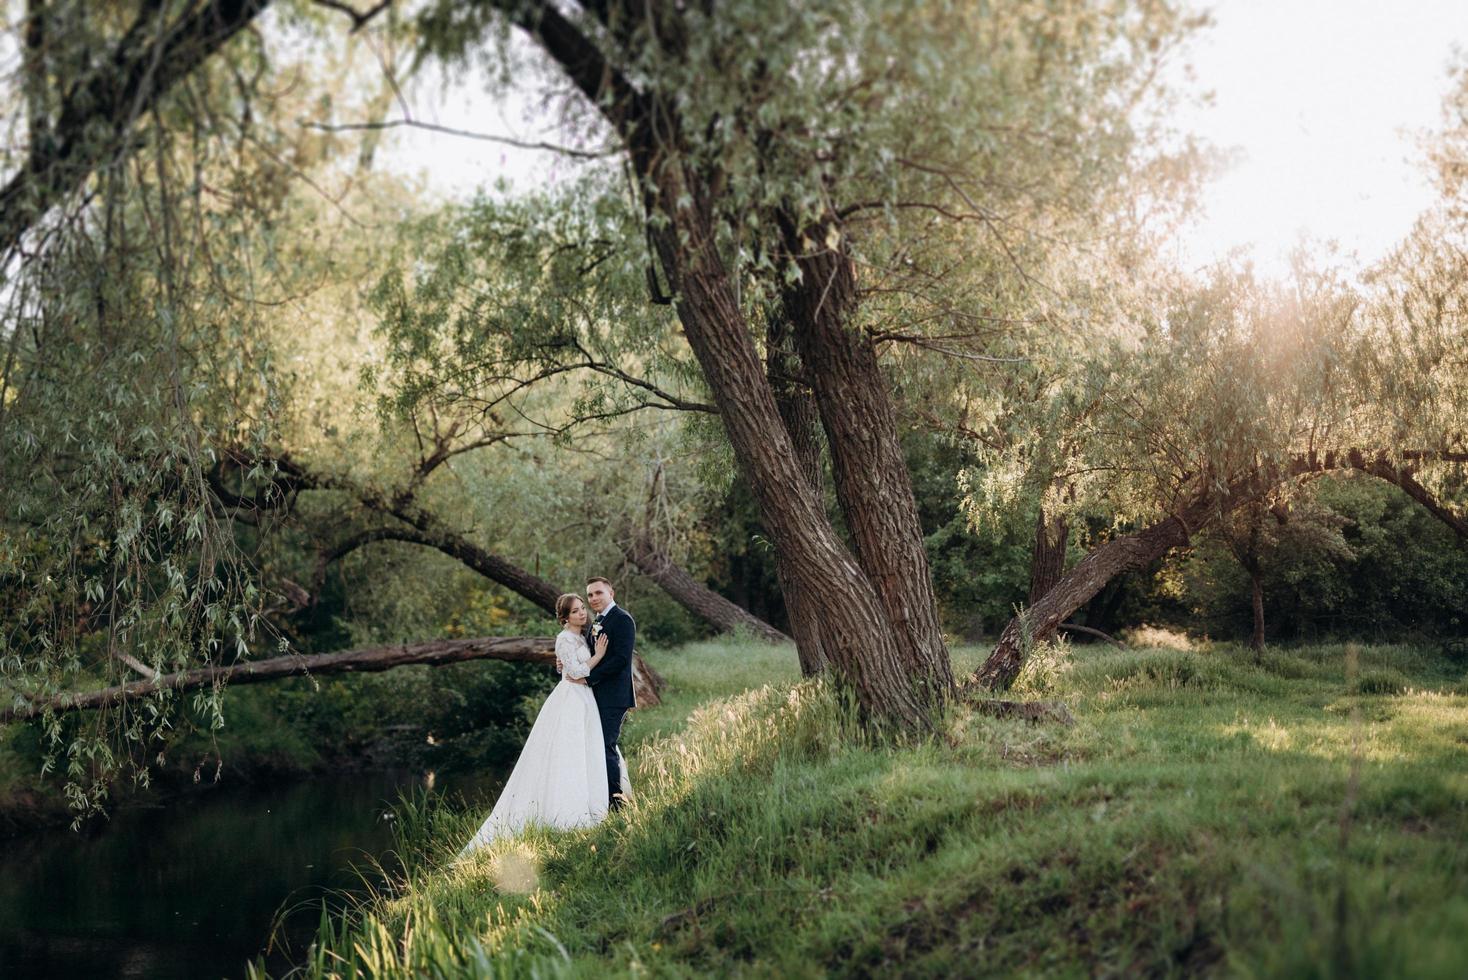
(271, 638), (1468, 978)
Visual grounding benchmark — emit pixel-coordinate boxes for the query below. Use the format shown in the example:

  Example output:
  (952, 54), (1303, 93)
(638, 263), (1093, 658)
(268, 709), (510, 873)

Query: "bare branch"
(2, 636), (557, 724)
(300, 117), (616, 159)
(310, 0), (393, 33)
(870, 331), (1029, 364)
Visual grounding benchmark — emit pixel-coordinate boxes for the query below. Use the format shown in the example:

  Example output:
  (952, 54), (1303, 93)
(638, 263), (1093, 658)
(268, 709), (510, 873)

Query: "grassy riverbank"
(285, 637), (1468, 978)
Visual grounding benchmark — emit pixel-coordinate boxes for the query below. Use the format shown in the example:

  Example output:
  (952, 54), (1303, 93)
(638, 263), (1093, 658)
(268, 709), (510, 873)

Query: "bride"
(459, 593), (627, 857)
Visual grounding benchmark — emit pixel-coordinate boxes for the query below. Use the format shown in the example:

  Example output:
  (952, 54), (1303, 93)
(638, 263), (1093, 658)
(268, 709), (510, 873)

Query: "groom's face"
(587, 581), (613, 614)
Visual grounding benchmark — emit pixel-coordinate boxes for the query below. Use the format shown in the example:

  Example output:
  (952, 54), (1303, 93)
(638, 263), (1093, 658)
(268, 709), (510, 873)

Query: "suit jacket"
(585, 604), (636, 709)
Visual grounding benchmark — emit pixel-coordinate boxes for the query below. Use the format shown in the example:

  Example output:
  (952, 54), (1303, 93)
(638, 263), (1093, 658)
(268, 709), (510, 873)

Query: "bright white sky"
(1167, 0), (1468, 277)
(375, 0), (1468, 280)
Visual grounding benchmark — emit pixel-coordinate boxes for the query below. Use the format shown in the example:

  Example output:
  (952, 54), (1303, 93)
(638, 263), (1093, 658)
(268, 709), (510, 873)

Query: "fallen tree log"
(1058, 623), (1125, 646)
(3, 634), (663, 724)
(620, 529), (790, 644)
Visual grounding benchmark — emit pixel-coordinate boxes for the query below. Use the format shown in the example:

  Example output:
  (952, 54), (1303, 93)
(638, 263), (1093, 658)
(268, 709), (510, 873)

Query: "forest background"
(0, 0), (1466, 831)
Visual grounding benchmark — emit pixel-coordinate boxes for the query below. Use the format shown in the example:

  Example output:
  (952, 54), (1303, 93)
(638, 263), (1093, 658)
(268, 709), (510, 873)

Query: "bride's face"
(565, 599), (588, 629)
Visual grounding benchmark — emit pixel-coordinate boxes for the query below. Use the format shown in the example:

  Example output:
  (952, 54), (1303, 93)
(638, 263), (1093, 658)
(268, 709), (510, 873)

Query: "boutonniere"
(591, 623), (603, 638)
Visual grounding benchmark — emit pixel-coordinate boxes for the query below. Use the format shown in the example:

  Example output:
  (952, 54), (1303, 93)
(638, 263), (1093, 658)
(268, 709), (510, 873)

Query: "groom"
(584, 576), (635, 811)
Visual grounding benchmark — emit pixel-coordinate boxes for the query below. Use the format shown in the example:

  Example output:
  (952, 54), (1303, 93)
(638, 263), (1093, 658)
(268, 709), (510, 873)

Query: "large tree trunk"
(779, 225), (954, 702)
(975, 491), (1225, 690)
(506, 0), (941, 729)
(620, 529), (790, 644)
(645, 174), (931, 729)
(767, 309), (830, 676)
(1027, 505), (1071, 644)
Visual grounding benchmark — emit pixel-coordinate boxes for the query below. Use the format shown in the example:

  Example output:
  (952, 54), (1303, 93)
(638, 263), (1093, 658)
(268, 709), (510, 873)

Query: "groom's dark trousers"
(597, 703), (628, 803)
(586, 603), (636, 809)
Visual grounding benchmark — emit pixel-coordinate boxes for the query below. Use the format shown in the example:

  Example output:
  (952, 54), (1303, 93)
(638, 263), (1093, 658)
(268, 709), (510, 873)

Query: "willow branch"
(2, 636), (556, 724)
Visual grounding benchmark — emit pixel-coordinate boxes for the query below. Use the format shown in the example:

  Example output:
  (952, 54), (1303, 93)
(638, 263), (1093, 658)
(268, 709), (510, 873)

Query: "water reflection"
(0, 769), (502, 979)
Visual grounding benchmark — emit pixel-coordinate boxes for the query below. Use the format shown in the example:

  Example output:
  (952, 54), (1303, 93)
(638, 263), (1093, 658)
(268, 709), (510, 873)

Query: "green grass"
(279, 639), (1468, 978)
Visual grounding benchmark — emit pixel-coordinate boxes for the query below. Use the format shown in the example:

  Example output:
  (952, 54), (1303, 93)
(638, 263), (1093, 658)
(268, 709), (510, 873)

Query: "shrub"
(1354, 669), (1408, 696)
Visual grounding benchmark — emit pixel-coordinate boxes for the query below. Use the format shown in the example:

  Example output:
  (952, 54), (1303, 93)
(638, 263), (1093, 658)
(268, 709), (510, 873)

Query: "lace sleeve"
(556, 632), (590, 679)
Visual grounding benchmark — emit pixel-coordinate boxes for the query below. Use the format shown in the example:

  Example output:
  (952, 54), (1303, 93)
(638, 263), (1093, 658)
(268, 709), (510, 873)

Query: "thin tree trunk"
(320, 525), (561, 612)
(779, 224), (954, 702)
(1, 636), (572, 724)
(317, 523), (664, 702)
(1057, 623), (1124, 646)
(1249, 570), (1266, 654)
(620, 529), (789, 643)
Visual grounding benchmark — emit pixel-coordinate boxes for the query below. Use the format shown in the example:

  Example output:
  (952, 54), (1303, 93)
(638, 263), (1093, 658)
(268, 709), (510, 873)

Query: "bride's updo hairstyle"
(555, 593), (583, 625)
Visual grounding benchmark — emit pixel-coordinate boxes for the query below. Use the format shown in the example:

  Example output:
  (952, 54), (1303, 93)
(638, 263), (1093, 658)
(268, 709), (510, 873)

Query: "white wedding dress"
(459, 629), (629, 857)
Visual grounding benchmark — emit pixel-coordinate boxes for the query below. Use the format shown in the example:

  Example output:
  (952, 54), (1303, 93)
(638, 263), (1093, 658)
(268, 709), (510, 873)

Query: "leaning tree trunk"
(620, 529), (789, 643)
(779, 222), (954, 702)
(976, 491), (1227, 690)
(643, 167), (931, 730)
(767, 308), (830, 676)
(315, 519), (664, 703)
(977, 451), (1468, 691)
(1027, 505), (1071, 644)
(502, 2), (938, 729)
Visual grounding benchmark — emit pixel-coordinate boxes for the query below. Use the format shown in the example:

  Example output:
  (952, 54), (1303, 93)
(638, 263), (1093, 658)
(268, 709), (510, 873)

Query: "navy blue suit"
(584, 603), (635, 807)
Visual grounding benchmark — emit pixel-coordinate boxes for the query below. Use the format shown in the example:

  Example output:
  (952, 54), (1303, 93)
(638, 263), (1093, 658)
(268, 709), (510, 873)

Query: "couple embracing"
(459, 577), (635, 856)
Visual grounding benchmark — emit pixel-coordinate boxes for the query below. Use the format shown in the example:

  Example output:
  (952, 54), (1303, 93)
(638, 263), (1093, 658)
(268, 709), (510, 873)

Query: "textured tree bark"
(779, 225), (954, 702)
(504, 0), (940, 728)
(1027, 505), (1071, 644)
(644, 175), (931, 729)
(619, 529), (790, 643)
(766, 310), (830, 676)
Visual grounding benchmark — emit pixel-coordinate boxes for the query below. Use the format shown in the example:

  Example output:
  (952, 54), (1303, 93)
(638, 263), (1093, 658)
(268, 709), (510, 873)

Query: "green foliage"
(1179, 475), (1468, 642)
(1353, 669), (1409, 697)
(0, 11), (441, 817)
(288, 638), (1468, 978)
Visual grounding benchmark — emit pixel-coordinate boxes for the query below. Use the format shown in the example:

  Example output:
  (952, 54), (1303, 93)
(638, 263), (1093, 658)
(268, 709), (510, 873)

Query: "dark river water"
(0, 769), (501, 979)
